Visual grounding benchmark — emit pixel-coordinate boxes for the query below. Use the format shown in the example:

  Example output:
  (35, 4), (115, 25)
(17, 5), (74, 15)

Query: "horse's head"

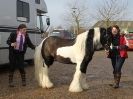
(100, 27), (112, 51)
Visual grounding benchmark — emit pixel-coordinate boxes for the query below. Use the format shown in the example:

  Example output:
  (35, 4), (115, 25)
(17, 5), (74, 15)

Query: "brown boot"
(21, 73), (26, 86)
(113, 73), (121, 89)
(9, 73), (14, 87)
(109, 74), (117, 86)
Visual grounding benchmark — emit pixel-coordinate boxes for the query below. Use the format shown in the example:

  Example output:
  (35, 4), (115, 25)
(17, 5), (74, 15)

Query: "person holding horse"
(106, 25), (129, 88)
(7, 24), (35, 87)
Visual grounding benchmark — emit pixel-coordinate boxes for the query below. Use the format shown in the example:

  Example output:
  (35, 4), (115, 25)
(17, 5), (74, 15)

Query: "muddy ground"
(0, 51), (133, 99)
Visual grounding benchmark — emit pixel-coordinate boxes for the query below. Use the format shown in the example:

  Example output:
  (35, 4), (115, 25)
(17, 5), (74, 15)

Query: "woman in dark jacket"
(106, 25), (129, 88)
(7, 24), (35, 87)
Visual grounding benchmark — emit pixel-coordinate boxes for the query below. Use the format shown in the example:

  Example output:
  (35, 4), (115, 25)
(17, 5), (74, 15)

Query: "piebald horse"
(34, 27), (111, 92)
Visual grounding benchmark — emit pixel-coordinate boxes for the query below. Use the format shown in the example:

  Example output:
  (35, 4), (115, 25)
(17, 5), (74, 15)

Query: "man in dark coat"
(7, 24), (35, 87)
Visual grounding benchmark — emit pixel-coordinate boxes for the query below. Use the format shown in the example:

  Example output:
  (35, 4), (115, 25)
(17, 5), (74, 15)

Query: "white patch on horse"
(93, 28), (102, 49)
(56, 31), (88, 63)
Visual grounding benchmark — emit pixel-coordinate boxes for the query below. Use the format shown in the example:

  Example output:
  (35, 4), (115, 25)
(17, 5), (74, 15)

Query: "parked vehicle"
(0, 0), (49, 64)
(125, 34), (133, 50)
(48, 29), (75, 39)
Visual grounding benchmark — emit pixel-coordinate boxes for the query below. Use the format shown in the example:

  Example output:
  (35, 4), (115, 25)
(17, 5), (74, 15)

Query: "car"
(125, 34), (133, 50)
(48, 29), (75, 39)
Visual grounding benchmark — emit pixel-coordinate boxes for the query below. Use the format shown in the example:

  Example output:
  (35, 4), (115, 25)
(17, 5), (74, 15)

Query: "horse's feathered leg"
(40, 63), (54, 88)
(80, 54), (93, 90)
(34, 40), (53, 88)
(69, 62), (83, 92)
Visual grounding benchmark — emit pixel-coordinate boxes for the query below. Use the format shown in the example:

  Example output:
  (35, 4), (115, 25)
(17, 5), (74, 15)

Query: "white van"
(0, 0), (49, 64)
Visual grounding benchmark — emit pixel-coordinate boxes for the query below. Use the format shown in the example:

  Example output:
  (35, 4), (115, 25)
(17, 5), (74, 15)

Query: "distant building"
(93, 21), (133, 34)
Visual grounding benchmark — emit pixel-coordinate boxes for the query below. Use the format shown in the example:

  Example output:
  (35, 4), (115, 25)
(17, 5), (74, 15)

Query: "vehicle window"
(35, 0), (40, 4)
(17, 0), (30, 22)
(36, 15), (44, 31)
(49, 30), (75, 39)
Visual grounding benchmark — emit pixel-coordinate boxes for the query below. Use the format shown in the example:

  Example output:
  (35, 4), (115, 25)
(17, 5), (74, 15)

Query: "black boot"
(9, 73), (14, 87)
(21, 73), (26, 86)
(113, 73), (121, 89)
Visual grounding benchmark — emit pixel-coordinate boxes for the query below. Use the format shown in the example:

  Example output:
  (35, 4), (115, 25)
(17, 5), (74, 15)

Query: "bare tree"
(63, 0), (91, 35)
(93, 0), (128, 27)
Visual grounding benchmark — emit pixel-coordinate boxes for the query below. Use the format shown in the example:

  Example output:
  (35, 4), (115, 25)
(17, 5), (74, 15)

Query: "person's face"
(20, 28), (27, 34)
(112, 27), (118, 35)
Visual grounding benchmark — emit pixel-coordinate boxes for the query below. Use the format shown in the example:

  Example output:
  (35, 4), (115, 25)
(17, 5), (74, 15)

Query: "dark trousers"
(111, 55), (125, 74)
(9, 50), (25, 75)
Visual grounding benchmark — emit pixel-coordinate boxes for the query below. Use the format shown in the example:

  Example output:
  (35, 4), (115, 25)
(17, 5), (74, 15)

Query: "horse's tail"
(34, 38), (54, 88)
(34, 39), (45, 82)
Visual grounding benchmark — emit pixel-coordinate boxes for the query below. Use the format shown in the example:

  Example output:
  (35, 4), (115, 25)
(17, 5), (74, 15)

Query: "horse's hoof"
(40, 82), (54, 89)
(81, 83), (89, 90)
(46, 82), (54, 89)
(69, 87), (83, 92)
(69, 84), (83, 92)
(81, 79), (89, 90)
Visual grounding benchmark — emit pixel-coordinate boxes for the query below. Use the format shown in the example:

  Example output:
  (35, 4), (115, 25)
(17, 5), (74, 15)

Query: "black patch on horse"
(80, 29), (95, 73)
(41, 39), (54, 67)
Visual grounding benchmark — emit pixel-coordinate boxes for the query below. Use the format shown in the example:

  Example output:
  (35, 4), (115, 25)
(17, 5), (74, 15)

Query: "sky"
(45, 0), (133, 28)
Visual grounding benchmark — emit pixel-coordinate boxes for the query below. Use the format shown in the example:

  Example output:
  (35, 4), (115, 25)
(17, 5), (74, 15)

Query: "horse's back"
(46, 36), (75, 47)
(41, 36), (75, 60)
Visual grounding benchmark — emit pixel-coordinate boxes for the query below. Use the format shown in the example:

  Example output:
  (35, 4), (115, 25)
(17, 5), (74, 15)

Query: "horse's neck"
(74, 31), (88, 50)
(93, 28), (102, 50)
